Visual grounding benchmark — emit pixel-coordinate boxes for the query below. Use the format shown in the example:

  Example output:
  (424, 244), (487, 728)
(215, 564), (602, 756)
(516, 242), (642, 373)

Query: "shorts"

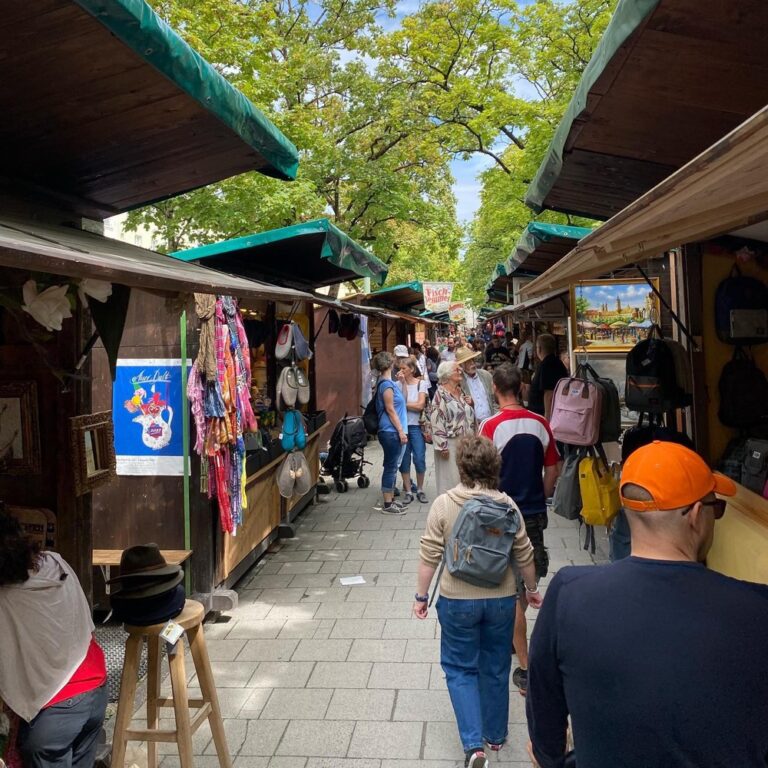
(516, 513), (549, 594)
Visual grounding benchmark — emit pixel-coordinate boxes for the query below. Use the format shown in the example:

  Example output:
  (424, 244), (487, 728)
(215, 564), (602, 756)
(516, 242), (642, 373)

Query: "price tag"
(159, 620), (184, 646)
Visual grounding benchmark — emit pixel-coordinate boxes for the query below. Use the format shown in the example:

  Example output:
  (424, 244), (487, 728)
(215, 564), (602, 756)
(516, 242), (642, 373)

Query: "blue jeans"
(378, 430), (405, 493)
(436, 596), (516, 751)
(19, 684), (108, 768)
(399, 425), (427, 476)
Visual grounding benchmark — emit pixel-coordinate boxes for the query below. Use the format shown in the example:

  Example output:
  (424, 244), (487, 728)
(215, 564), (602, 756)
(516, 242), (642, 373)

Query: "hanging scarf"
(187, 363), (206, 456)
(194, 294), (217, 380)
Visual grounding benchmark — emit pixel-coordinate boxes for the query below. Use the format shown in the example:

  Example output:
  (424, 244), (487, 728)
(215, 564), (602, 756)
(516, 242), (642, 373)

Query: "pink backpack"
(549, 376), (603, 447)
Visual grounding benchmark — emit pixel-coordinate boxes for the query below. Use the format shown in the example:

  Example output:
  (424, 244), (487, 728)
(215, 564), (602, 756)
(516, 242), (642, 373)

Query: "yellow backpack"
(578, 454), (620, 527)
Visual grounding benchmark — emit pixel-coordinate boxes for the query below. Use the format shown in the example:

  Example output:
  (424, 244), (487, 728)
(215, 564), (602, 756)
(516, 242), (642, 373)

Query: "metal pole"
(180, 310), (191, 594)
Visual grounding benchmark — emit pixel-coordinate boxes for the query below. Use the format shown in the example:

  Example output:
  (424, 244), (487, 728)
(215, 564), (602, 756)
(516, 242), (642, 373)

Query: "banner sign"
(113, 358), (188, 476)
(423, 282), (454, 313)
(448, 302), (466, 322)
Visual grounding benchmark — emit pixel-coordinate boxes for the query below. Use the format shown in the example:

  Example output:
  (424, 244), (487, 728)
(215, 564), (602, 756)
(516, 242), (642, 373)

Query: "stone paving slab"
(161, 441), (607, 766)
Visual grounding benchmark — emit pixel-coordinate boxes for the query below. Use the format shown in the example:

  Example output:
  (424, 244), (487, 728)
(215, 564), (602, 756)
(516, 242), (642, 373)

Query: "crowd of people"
(368, 325), (768, 768)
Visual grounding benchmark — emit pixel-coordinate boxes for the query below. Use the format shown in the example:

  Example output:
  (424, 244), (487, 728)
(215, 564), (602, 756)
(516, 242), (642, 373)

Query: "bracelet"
(414, 593), (429, 603)
(524, 583), (539, 594)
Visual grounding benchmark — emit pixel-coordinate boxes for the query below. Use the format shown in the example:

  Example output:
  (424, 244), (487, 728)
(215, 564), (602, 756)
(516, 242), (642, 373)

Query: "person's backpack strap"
(429, 554), (446, 607)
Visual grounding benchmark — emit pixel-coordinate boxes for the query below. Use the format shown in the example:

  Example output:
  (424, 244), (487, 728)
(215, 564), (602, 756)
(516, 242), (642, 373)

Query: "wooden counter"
(709, 482), (768, 584)
(219, 425), (327, 582)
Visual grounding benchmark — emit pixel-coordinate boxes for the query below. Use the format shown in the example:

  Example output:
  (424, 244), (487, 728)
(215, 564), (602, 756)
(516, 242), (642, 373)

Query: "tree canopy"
(128, 0), (618, 303)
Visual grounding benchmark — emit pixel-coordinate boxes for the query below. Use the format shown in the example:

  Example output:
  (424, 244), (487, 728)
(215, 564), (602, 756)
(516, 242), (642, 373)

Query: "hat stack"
(108, 544), (186, 625)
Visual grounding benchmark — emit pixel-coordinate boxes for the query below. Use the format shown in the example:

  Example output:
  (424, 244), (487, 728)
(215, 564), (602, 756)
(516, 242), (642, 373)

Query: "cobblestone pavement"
(157, 442), (606, 768)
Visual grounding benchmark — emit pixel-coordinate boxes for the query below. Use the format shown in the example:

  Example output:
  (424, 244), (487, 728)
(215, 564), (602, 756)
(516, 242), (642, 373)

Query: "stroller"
(321, 415), (371, 492)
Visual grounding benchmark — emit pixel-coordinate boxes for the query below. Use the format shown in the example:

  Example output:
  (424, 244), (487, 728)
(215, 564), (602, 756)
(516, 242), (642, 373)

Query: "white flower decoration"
(77, 278), (112, 307)
(21, 280), (72, 332)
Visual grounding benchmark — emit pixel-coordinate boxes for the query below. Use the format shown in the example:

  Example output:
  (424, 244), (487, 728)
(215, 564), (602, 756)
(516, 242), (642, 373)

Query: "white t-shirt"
(440, 349), (456, 362)
(403, 380), (430, 425)
(518, 340), (534, 371)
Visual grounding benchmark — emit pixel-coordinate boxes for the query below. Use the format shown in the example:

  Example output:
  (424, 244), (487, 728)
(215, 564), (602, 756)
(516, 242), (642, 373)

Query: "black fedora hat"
(107, 544), (182, 586)
(111, 569), (184, 599)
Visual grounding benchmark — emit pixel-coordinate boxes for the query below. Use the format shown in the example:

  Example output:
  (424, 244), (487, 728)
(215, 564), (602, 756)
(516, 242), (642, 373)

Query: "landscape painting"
(572, 278), (660, 353)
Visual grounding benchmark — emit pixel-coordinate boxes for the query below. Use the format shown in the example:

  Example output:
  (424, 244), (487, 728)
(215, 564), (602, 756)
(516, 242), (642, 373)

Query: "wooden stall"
(174, 220), (389, 586)
(0, 0), (302, 605)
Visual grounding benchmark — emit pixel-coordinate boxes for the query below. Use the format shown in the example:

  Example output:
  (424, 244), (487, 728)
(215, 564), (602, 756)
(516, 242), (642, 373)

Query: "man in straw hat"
(525, 441), (768, 768)
(457, 345), (497, 424)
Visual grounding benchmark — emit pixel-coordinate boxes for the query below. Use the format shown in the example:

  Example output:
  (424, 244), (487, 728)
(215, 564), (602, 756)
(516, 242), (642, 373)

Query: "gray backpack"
(430, 495), (521, 603)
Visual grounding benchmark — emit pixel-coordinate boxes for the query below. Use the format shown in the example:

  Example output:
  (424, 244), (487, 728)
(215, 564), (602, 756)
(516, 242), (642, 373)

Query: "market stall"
(522, 106), (768, 583)
(172, 220), (389, 585)
(0, 0), (307, 609)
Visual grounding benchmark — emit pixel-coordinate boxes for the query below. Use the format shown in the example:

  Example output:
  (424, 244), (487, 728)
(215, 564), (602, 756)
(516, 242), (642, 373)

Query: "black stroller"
(321, 415), (371, 492)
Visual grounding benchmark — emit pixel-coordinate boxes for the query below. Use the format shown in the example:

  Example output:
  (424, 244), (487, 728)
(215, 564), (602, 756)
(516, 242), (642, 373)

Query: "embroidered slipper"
(275, 322), (293, 360)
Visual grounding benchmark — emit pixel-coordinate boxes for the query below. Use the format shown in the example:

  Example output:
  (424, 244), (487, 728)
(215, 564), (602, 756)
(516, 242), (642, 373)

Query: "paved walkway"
(159, 443), (604, 768)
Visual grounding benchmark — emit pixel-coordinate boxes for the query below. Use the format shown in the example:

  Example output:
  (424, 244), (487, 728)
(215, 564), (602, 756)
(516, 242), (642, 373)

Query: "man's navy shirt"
(527, 557), (768, 768)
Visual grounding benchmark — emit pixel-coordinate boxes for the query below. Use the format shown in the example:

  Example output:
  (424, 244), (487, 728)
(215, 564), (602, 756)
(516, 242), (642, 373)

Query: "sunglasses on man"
(681, 498), (727, 520)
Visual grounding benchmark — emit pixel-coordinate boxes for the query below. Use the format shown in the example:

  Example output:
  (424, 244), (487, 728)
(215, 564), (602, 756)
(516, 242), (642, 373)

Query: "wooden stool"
(111, 599), (232, 768)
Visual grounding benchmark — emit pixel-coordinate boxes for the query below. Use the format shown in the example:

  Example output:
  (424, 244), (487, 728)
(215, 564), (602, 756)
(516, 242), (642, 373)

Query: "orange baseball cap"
(620, 440), (736, 512)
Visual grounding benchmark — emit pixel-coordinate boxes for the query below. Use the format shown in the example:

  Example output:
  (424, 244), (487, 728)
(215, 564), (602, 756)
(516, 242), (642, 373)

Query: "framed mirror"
(70, 412), (116, 495)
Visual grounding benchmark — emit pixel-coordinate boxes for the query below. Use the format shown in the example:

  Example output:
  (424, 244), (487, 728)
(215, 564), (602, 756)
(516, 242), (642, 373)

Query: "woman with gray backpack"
(413, 435), (542, 768)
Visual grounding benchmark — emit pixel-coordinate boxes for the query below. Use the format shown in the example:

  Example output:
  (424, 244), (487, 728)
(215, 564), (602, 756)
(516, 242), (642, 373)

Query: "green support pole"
(180, 310), (191, 594)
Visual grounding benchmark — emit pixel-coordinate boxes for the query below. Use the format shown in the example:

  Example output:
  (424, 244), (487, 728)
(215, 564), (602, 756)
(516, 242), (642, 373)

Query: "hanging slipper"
(295, 411), (307, 450)
(292, 451), (312, 496)
(295, 365), (311, 405)
(328, 310), (340, 334)
(281, 409), (300, 452)
(275, 322), (294, 360)
(293, 322), (313, 361)
(277, 453), (297, 498)
(277, 366), (298, 410)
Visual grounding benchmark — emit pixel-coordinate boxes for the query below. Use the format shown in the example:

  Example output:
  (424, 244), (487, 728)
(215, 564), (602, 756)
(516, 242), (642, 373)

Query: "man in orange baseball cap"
(525, 441), (768, 768)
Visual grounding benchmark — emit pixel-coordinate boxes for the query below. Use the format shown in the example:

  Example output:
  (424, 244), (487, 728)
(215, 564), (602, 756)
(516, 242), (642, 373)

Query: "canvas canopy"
(172, 219), (387, 292)
(367, 282), (425, 312)
(525, 0), (768, 220)
(522, 106), (768, 299)
(1, 0), (299, 220)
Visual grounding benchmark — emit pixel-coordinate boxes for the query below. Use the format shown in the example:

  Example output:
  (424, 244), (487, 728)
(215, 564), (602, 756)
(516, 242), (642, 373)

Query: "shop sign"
(113, 358), (189, 475)
(448, 302), (466, 322)
(423, 282), (454, 313)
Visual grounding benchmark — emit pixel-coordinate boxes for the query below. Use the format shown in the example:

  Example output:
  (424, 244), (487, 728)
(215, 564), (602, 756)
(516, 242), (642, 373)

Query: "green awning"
(524, 0), (661, 214)
(367, 281), (424, 311)
(78, 0), (299, 182)
(172, 219), (387, 291)
(506, 222), (594, 274)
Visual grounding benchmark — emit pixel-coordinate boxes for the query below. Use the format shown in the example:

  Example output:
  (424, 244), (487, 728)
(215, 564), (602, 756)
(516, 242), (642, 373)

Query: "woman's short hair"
(536, 333), (557, 356)
(426, 347), (440, 363)
(437, 360), (458, 383)
(402, 356), (420, 377)
(456, 436), (501, 489)
(372, 351), (394, 373)
(0, 511), (40, 586)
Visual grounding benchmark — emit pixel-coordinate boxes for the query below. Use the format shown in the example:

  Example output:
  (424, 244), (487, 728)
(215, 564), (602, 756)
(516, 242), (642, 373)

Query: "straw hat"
(455, 346), (481, 366)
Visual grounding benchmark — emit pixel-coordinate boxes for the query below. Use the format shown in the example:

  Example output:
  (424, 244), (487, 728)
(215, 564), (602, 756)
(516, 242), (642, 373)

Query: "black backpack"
(718, 347), (768, 429)
(715, 265), (768, 346)
(579, 363), (622, 443)
(625, 326), (680, 414)
(621, 413), (695, 463)
(363, 381), (384, 435)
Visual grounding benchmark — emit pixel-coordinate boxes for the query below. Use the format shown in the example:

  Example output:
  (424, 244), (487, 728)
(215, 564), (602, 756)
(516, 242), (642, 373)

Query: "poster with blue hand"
(113, 359), (189, 475)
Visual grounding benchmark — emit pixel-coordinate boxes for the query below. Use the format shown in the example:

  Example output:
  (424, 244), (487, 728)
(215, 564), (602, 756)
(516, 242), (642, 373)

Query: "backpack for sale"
(663, 339), (693, 409)
(742, 439), (768, 497)
(430, 495), (521, 602)
(621, 413), (695, 463)
(579, 363), (622, 444)
(552, 447), (587, 520)
(715, 265), (768, 346)
(579, 453), (620, 528)
(717, 347), (768, 429)
(549, 376), (603, 447)
(625, 326), (680, 414)
(717, 436), (751, 484)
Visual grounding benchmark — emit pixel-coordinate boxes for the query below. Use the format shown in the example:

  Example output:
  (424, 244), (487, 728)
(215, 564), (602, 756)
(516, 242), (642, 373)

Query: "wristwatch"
(414, 593), (429, 603)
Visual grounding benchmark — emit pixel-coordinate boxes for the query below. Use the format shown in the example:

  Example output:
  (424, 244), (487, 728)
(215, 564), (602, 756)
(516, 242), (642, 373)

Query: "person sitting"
(0, 511), (108, 768)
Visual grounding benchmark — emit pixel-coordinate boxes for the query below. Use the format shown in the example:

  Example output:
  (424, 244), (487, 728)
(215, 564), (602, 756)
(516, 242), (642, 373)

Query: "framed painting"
(571, 278), (660, 353)
(0, 381), (41, 475)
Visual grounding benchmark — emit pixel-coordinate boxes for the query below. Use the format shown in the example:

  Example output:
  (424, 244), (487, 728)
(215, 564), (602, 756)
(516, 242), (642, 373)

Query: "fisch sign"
(423, 282), (454, 313)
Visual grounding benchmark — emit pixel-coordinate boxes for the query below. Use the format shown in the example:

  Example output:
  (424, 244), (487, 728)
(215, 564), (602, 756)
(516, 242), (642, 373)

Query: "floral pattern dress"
(430, 385), (476, 495)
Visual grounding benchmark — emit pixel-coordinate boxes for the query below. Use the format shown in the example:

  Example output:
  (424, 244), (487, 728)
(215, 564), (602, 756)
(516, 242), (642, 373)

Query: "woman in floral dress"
(430, 361), (476, 495)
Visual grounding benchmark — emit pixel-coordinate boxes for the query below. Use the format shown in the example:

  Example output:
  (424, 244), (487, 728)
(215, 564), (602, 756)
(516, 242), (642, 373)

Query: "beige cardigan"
(419, 484), (535, 600)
